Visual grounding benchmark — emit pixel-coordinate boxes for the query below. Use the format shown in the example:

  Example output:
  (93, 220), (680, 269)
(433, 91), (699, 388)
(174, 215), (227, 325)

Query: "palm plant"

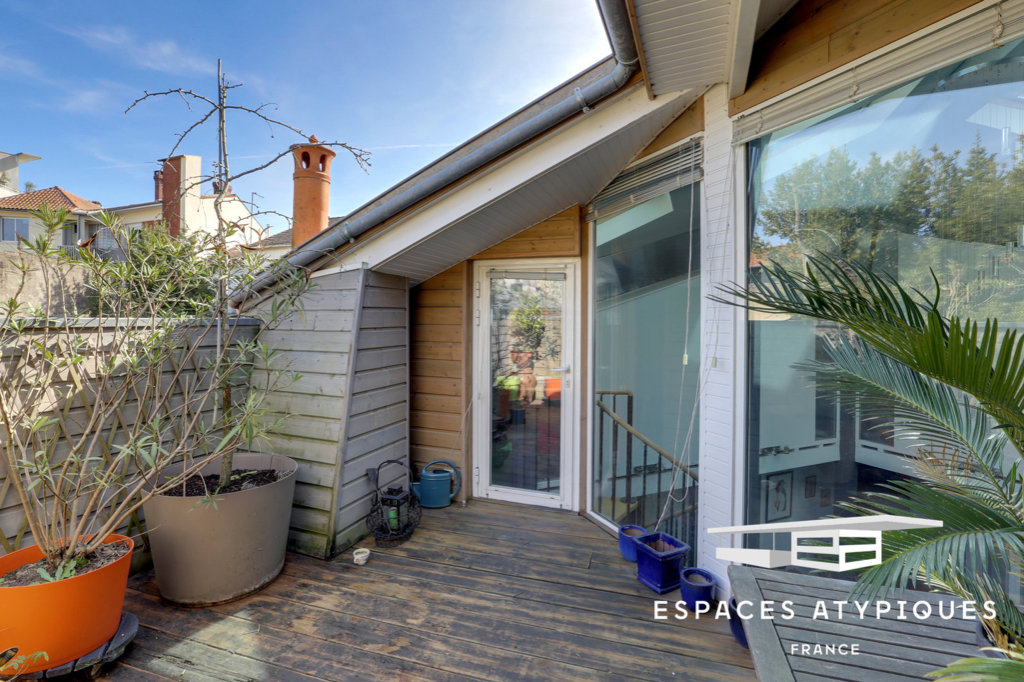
(717, 254), (1024, 670)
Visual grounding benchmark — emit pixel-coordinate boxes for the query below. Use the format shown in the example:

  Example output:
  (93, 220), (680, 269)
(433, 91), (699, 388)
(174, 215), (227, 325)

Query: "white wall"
(698, 84), (745, 597)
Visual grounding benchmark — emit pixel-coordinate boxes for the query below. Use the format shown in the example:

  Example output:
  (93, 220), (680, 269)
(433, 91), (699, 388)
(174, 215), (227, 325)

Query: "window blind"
(733, 0), (1024, 145)
(585, 139), (702, 222)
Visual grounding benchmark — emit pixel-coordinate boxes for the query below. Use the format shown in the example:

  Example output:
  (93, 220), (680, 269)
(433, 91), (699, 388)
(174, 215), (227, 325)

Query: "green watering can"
(412, 460), (461, 508)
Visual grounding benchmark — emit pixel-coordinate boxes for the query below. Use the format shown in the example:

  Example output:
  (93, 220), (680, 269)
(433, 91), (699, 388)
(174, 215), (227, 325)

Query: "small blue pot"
(728, 597), (749, 648)
(634, 532), (691, 594)
(679, 568), (716, 611)
(617, 525), (646, 562)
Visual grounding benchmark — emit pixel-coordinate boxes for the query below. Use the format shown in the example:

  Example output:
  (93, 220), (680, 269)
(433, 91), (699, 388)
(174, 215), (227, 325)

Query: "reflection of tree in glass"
(754, 136), (1024, 321)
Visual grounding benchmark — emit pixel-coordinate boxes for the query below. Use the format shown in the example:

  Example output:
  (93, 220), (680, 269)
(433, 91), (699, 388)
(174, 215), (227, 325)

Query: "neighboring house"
(0, 151), (40, 199)
(239, 0), (1019, 604)
(0, 186), (106, 255)
(107, 154), (263, 248)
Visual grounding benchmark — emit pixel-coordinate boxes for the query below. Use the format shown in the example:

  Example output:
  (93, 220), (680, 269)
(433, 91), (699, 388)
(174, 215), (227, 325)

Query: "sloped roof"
(261, 229), (292, 248)
(0, 186), (102, 212)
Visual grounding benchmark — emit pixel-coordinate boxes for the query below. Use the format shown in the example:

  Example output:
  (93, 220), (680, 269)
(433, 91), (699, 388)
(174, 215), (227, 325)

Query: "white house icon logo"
(707, 515), (943, 571)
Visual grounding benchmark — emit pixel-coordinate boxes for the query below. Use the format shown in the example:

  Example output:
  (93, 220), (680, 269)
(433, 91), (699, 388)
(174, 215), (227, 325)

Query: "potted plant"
(509, 293), (546, 399)
(633, 531), (691, 594)
(0, 207), (308, 672)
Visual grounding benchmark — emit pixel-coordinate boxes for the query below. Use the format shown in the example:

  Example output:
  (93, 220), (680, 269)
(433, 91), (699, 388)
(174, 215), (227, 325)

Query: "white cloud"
(0, 53), (51, 82)
(66, 27), (214, 76)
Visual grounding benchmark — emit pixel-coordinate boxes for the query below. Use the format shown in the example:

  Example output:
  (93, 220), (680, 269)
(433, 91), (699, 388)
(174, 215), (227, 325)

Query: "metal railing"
(595, 390), (698, 550)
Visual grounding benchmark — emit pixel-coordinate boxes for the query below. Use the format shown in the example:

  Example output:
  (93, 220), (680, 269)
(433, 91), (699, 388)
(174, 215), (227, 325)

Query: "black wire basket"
(365, 459), (422, 547)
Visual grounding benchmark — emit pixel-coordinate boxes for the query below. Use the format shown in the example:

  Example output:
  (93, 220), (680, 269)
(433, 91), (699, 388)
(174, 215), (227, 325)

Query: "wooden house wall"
(408, 206), (583, 501)
(334, 271), (410, 553)
(730, 0), (983, 115)
(257, 269), (361, 558)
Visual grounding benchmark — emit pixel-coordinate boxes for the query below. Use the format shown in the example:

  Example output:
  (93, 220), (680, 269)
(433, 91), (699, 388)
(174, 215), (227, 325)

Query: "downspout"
(234, 0), (639, 304)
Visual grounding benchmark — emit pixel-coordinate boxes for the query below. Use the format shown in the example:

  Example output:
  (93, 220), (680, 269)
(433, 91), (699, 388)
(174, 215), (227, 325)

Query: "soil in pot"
(161, 468), (279, 497)
(0, 540), (130, 587)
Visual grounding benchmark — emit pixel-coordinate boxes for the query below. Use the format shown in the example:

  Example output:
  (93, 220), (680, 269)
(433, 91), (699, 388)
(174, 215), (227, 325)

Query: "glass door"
(473, 261), (578, 509)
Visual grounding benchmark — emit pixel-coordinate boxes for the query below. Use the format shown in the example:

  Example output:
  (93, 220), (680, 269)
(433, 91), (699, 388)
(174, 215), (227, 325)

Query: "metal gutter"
(234, 0), (639, 304)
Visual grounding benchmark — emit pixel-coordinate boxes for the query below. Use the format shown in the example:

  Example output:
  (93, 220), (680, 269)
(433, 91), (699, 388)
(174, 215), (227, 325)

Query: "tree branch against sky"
(1, 0), (609, 234)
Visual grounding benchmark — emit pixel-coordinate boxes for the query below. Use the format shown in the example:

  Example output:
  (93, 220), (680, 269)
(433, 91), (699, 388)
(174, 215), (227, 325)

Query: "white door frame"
(472, 257), (581, 510)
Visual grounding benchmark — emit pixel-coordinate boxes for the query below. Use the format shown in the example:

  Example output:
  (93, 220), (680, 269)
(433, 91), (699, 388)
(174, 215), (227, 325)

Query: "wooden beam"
(728, 0), (763, 99)
(624, 0), (656, 100)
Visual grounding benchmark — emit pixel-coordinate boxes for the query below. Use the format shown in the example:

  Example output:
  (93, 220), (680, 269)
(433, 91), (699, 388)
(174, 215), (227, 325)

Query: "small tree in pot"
(0, 207), (309, 673)
(509, 293), (546, 371)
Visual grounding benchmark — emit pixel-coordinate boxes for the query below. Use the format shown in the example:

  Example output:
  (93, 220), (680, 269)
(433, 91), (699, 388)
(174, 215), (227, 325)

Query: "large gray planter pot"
(143, 452), (297, 606)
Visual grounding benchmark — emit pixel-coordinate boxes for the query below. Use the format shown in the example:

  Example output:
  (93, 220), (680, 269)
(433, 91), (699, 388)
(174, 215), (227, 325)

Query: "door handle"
(553, 365), (571, 373)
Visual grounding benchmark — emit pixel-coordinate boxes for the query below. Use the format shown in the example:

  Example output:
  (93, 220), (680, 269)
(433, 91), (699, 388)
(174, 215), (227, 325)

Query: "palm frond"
(796, 334), (1016, 507)
(927, 646), (1024, 681)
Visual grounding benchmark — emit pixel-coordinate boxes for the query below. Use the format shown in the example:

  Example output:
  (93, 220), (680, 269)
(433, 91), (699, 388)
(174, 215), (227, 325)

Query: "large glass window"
(747, 40), (1024, 579)
(593, 183), (700, 554)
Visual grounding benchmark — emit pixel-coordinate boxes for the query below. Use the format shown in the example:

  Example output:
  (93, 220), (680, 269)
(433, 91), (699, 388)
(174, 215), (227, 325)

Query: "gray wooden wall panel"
(334, 271), (410, 554)
(255, 269), (361, 558)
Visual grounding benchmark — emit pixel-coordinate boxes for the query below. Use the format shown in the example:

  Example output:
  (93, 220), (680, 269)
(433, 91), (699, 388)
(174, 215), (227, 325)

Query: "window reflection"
(747, 39), (1024, 593)
(593, 184), (700, 554)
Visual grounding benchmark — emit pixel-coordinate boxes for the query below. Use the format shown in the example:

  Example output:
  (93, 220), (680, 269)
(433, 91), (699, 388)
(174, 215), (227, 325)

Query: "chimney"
(290, 135), (336, 249)
(153, 169), (164, 201)
(159, 155), (201, 238)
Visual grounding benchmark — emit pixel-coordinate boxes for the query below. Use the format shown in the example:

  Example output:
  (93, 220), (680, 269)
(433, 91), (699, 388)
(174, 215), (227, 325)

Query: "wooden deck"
(98, 501), (755, 681)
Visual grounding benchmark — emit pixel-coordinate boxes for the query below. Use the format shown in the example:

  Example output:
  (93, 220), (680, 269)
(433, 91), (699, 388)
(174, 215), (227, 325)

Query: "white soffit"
(633, 0), (733, 96)
(365, 88), (694, 284)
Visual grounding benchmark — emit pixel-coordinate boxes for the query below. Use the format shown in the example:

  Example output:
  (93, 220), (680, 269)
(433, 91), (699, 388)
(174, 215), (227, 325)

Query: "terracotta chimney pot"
(290, 137), (335, 249)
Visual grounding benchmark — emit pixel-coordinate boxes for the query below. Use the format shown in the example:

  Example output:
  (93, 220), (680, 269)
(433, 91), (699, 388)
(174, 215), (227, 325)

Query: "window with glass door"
(590, 142), (703, 557)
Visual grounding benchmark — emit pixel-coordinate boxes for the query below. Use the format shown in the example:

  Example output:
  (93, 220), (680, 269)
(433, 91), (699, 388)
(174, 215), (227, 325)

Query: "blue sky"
(2, 1), (610, 234)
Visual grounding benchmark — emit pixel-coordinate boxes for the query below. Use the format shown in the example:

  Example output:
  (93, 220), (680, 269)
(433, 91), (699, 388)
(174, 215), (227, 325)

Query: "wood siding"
(730, 0), (983, 115)
(409, 206), (583, 501)
(334, 271), (410, 553)
(409, 263), (468, 499)
(638, 95), (704, 159)
(258, 270), (361, 558)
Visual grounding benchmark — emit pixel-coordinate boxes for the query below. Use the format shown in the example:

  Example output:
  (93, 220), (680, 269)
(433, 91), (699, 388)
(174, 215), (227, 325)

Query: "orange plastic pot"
(0, 535), (133, 674)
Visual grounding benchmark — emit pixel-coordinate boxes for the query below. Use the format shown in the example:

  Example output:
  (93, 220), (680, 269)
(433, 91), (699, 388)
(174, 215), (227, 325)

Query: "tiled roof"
(260, 229), (292, 248)
(0, 187), (103, 212)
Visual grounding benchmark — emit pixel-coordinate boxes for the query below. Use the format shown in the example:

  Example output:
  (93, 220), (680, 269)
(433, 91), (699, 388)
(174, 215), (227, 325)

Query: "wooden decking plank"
(122, 590), (482, 682)
(124, 626), (324, 682)
(359, 537), (651, 597)
(417, 514), (622, 561)
(280, 560), (751, 667)
(423, 503), (611, 540)
(289, 550), (729, 635)
(103, 501), (754, 681)
(96, 662), (180, 682)
(263, 572), (753, 681)
(126, 571), (653, 682)
(405, 525), (596, 568)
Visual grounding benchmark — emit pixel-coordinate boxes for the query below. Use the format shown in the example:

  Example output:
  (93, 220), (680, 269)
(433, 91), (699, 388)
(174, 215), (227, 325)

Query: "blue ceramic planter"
(634, 532), (690, 594)
(728, 597), (749, 648)
(679, 568), (716, 610)
(617, 525), (646, 562)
